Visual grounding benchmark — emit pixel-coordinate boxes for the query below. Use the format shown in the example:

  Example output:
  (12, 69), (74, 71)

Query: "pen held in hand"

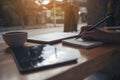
(75, 15), (112, 40)
(75, 32), (82, 40)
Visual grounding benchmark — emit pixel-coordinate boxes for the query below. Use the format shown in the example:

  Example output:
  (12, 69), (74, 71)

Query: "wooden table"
(0, 42), (120, 80)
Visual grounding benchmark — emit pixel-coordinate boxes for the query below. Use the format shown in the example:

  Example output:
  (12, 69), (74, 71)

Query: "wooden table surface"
(0, 42), (120, 80)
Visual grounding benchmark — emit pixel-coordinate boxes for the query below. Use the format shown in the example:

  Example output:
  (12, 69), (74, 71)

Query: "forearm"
(96, 32), (120, 43)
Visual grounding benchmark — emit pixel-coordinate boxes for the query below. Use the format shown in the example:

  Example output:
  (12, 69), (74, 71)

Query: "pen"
(75, 14), (112, 40)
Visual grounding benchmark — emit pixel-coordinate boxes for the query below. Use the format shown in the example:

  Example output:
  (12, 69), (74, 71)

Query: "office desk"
(0, 42), (120, 80)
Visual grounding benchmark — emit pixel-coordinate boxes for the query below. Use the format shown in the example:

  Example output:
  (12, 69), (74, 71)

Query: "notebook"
(62, 38), (103, 49)
(11, 44), (78, 73)
(27, 32), (78, 44)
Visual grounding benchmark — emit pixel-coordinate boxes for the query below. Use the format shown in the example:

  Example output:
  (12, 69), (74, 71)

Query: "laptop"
(27, 32), (78, 44)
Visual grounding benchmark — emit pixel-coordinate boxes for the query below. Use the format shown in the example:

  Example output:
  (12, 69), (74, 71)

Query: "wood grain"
(0, 42), (120, 80)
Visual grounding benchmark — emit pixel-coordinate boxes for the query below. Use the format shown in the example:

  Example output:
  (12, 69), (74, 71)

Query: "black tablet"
(11, 45), (78, 73)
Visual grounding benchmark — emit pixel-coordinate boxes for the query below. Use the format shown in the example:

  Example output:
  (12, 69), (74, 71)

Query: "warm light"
(35, 0), (50, 5)
(42, 0), (50, 5)
(56, 0), (63, 2)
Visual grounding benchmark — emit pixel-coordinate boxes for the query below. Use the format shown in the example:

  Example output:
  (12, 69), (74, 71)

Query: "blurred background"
(0, 0), (87, 31)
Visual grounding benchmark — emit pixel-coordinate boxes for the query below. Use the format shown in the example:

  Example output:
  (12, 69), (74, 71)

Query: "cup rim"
(3, 32), (27, 36)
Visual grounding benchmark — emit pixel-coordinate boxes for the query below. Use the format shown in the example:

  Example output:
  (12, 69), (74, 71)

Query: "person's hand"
(80, 25), (92, 34)
(80, 28), (105, 41)
(80, 28), (120, 43)
(79, 25), (120, 43)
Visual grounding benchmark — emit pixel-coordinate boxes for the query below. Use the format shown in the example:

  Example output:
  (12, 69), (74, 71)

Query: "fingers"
(80, 26), (107, 41)
(80, 25), (92, 33)
(80, 29), (103, 40)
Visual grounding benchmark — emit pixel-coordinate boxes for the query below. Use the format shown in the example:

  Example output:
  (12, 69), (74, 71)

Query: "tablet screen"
(11, 45), (78, 73)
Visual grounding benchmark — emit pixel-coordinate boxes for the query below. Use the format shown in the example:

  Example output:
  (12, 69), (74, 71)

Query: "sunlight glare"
(56, 0), (63, 2)
(42, 0), (50, 5)
(35, 0), (50, 5)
